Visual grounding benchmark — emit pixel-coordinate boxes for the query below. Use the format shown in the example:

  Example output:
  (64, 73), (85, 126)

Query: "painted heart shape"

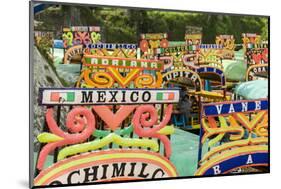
(108, 67), (141, 87)
(93, 105), (136, 131)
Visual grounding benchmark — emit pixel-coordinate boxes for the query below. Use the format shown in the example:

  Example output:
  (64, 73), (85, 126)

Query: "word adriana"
(203, 99), (268, 116)
(84, 43), (137, 49)
(39, 88), (180, 105)
(48, 162), (169, 185)
(84, 56), (163, 70)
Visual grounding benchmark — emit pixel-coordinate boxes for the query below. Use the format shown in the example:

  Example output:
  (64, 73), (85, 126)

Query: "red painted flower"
(160, 39), (169, 48)
(140, 39), (149, 52)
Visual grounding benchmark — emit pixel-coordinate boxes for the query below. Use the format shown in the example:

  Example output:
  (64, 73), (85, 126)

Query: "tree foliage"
(35, 5), (268, 43)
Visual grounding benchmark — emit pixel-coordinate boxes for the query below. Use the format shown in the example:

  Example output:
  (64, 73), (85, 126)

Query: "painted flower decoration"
(62, 31), (73, 48)
(160, 39), (169, 48)
(140, 39), (149, 52)
(91, 32), (101, 44)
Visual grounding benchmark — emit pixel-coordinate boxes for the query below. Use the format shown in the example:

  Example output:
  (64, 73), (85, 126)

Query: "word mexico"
(34, 150), (178, 186)
(83, 55), (164, 71)
(202, 99), (268, 116)
(39, 88), (180, 105)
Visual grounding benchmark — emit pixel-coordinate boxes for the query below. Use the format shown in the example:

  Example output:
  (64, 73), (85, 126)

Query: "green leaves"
(35, 6), (268, 43)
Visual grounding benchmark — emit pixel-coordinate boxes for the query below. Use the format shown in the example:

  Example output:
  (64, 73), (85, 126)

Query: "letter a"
(229, 104), (235, 113)
(246, 155), (253, 164)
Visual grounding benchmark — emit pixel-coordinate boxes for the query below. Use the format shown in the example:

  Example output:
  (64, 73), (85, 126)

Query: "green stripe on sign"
(85, 57), (91, 63)
(126, 60), (130, 67)
(156, 92), (163, 100)
(66, 92), (75, 102)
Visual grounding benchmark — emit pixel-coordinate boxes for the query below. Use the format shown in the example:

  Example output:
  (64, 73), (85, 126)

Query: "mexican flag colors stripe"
(156, 92), (175, 101)
(50, 92), (75, 102)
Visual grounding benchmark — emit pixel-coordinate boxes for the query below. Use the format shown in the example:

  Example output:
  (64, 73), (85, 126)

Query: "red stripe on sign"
(168, 93), (174, 100)
(50, 92), (60, 102)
